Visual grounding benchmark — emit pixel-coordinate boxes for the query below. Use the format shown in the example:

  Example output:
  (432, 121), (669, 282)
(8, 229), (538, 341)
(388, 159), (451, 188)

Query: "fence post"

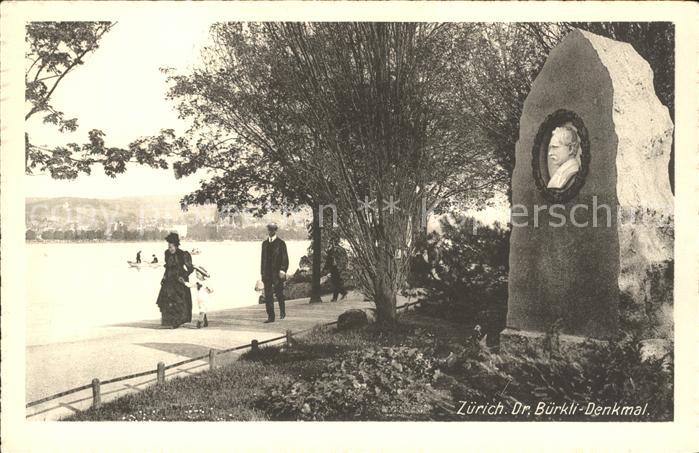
(286, 330), (293, 347)
(209, 349), (217, 370)
(91, 378), (101, 409)
(251, 339), (259, 353)
(157, 362), (165, 385)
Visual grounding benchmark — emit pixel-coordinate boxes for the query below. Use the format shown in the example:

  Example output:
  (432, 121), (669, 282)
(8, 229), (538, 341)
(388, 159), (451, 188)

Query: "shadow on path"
(137, 342), (214, 358)
(108, 297), (373, 334)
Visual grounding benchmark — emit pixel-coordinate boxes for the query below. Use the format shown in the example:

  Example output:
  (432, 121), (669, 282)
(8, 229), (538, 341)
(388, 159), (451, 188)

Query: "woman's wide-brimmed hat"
(165, 232), (180, 246)
(193, 265), (210, 279)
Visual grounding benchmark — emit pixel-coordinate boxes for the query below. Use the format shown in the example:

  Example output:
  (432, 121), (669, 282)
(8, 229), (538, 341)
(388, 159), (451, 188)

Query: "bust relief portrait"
(531, 109), (590, 203)
(546, 125), (582, 189)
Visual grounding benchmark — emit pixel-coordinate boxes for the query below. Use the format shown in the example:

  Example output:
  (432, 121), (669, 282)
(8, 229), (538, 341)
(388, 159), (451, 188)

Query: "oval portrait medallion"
(531, 109), (590, 203)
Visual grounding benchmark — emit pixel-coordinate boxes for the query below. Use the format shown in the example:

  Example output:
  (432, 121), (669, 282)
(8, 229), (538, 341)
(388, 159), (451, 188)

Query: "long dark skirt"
(156, 280), (192, 327)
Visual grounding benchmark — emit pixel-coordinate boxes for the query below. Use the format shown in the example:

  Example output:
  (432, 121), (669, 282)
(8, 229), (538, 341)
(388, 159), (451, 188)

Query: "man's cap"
(266, 222), (279, 231)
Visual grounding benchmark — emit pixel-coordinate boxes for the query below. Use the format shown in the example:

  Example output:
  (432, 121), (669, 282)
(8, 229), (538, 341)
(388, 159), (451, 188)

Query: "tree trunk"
(373, 264), (397, 325)
(374, 283), (397, 325)
(309, 206), (323, 303)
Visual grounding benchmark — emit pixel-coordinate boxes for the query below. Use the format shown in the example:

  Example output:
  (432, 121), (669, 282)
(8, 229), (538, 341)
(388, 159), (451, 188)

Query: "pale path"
(26, 293), (376, 420)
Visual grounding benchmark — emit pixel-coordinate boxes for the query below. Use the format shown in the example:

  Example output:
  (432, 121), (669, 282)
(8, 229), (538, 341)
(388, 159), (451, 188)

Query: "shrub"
(410, 214), (509, 323)
(441, 334), (673, 421)
(259, 346), (439, 420)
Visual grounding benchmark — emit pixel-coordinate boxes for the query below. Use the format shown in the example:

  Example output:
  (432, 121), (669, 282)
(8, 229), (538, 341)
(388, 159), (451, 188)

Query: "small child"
(179, 265), (213, 328)
(255, 279), (265, 305)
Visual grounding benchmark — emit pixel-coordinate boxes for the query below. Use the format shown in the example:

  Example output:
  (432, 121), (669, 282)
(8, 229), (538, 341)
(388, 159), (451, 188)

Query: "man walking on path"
(261, 222), (289, 323)
(324, 244), (348, 301)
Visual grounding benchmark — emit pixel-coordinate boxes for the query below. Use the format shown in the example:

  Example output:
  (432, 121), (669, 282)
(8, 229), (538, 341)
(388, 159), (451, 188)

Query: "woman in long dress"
(156, 232), (194, 328)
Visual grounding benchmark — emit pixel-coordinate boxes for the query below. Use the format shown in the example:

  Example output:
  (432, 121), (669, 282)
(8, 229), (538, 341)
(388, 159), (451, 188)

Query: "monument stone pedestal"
(506, 30), (673, 340)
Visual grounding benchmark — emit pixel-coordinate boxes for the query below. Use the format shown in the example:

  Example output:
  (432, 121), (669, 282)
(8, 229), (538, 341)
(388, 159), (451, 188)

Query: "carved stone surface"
(507, 29), (673, 339)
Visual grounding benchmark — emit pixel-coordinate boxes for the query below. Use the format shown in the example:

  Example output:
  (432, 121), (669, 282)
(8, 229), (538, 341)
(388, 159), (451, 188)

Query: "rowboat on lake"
(127, 260), (161, 269)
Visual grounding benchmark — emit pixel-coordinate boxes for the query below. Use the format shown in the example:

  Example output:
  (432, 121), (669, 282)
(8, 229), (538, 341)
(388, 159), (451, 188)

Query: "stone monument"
(507, 30), (674, 339)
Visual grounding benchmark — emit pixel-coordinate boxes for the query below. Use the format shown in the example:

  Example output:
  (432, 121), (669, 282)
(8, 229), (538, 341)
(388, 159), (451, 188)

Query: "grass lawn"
(65, 310), (673, 422)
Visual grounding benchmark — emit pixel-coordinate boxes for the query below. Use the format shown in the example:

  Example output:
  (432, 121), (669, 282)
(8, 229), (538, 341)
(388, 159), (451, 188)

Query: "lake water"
(26, 240), (309, 346)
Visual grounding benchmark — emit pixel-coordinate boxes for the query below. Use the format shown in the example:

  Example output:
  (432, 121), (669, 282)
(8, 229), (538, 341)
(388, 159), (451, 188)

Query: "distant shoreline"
(26, 238), (311, 244)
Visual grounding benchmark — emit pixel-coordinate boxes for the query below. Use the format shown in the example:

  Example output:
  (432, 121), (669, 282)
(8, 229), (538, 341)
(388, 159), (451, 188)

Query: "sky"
(26, 17), (214, 199)
(24, 18), (509, 225)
